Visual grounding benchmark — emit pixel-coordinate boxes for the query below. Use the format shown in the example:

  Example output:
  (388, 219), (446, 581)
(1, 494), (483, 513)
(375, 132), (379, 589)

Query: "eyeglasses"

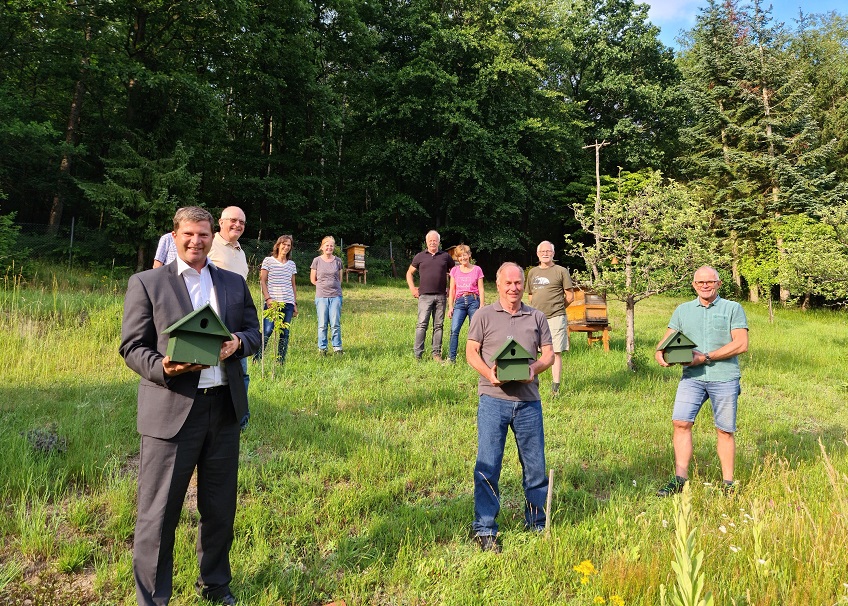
(223, 218), (246, 225)
(538, 250), (554, 254)
(694, 280), (718, 286)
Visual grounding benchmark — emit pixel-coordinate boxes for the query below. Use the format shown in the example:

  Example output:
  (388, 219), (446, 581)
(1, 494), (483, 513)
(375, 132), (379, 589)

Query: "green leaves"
(660, 486), (715, 606)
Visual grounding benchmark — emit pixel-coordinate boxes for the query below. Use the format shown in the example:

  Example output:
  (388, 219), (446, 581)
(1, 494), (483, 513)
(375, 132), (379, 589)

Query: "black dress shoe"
(475, 534), (501, 553)
(200, 591), (237, 605)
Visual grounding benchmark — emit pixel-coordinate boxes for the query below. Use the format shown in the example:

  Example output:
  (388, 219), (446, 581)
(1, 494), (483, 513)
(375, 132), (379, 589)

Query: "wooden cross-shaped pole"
(582, 139), (610, 283)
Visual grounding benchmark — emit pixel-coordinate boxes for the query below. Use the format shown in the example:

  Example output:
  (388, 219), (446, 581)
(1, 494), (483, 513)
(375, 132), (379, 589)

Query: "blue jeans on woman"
(473, 395), (547, 537)
(255, 302), (295, 363)
(448, 294), (480, 362)
(315, 296), (342, 351)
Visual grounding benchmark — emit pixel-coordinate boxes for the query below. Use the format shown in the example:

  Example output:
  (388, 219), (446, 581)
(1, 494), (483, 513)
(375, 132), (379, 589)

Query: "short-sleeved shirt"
(526, 264), (574, 318)
(450, 265), (484, 299)
(154, 232), (177, 265)
(468, 301), (553, 402)
(208, 233), (249, 279)
(411, 250), (454, 295)
(669, 295), (748, 382)
(311, 256), (343, 298)
(261, 257), (297, 304)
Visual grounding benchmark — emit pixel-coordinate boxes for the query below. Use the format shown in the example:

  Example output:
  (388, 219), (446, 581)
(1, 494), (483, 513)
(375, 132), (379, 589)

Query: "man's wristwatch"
(704, 352), (712, 364)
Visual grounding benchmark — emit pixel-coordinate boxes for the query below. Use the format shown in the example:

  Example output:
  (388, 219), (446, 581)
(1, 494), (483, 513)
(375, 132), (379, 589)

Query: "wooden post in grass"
(545, 469), (554, 535)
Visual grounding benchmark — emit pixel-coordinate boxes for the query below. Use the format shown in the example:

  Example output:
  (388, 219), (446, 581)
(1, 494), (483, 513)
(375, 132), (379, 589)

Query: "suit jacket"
(120, 261), (261, 439)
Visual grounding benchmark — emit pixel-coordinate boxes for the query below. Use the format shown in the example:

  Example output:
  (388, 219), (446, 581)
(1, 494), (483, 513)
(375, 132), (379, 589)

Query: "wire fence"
(10, 222), (405, 280)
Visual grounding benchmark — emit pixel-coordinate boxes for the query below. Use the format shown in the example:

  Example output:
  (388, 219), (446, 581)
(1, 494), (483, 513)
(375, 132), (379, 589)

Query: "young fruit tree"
(568, 170), (721, 370)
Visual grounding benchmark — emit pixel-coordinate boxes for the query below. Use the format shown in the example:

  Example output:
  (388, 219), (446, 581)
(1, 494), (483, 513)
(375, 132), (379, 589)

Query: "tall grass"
(1, 266), (847, 605)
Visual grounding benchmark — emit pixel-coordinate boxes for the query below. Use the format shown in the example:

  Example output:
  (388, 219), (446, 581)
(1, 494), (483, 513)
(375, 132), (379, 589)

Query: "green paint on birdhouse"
(163, 303), (231, 366)
(491, 338), (534, 382)
(657, 330), (698, 365)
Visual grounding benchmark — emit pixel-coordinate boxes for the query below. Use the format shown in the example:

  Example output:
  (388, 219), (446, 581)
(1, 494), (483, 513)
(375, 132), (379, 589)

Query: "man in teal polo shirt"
(654, 266), (749, 496)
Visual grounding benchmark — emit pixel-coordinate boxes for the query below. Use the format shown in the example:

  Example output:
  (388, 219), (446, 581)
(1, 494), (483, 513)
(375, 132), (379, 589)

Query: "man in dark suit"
(120, 206), (260, 605)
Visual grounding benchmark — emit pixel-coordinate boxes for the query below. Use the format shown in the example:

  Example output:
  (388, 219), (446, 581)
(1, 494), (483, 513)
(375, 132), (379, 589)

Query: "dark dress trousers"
(120, 262), (260, 605)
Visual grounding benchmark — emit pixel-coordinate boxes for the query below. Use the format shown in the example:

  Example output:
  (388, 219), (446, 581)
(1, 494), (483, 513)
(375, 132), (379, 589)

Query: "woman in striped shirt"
(257, 235), (298, 363)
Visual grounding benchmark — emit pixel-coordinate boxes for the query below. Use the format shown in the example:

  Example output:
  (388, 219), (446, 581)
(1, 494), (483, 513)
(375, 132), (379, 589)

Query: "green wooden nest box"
(163, 303), (231, 366)
(657, 330), (698, 365)
(492, 338), (534, 382)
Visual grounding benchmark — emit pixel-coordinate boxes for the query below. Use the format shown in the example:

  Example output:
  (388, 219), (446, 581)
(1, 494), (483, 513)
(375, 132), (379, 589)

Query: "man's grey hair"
(426, 230), (441, 242)
(173, 206), (214, 231)
(537, 240), (555, 254)
(220, 206), (246, 221)
(694, 265), (720, 281)
(496, 262), (524, 283)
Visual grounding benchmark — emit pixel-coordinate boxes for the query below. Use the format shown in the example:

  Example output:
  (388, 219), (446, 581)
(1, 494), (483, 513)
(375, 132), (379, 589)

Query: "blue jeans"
(414, 294), (446, 358)
(315, 296), (342, 351)
(673, 378), (741, 433)
(448, 294), (480, 361)
(256, 302), (294, 363)
(473, 395), (547, 536)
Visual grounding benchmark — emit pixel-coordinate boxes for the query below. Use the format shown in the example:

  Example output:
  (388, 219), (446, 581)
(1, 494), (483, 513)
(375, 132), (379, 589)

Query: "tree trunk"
(259, 109), (272, 236)
(749, 283), (759, 303)
(48, 5), (91, 235)
(730, 232), (741, 292)
(624, 251), (636, 371)
(625, 296), (636, 372)
(136, 243), (146, 273)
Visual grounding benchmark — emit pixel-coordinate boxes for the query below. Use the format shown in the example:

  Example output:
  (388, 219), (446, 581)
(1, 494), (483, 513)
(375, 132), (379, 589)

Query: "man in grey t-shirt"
(526, 241), (574, 396)
(466, 263), (554, 552)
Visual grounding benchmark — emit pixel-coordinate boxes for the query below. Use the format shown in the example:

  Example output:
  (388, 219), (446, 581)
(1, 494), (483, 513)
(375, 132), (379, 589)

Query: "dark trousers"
(133, 390), (240, 605)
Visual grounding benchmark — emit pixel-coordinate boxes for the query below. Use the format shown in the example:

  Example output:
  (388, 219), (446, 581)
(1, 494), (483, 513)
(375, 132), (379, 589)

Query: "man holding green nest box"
(466, 262), (554, 552)
(654, 266), (748, 498)
(120, 206), (260, 605)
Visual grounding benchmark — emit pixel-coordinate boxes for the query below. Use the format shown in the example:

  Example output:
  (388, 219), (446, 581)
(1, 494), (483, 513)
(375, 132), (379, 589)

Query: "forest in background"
(2, 0), (848, 297)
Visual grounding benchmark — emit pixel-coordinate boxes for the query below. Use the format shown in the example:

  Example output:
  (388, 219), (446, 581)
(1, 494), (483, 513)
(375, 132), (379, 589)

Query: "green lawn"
(1, 270), (847, 605)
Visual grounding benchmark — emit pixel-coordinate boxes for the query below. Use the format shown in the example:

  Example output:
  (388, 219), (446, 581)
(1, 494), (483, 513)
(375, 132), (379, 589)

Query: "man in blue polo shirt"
(654, 266), (748, 496)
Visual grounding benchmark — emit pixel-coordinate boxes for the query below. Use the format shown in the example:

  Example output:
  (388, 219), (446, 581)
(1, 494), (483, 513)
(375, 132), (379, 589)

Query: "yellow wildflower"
(610, 596), (624, 606)
(581, 576), (590, 585)
(573, 560), (598, 577)
(594, 597), (606, 605)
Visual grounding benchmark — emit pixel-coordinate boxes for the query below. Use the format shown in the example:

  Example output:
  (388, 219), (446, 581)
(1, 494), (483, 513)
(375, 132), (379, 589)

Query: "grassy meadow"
(1, 263), (848, 605)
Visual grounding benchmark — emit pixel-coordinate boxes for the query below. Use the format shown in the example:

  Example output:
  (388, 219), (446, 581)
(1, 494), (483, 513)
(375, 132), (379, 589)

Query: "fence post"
(68, 216), (75, 269)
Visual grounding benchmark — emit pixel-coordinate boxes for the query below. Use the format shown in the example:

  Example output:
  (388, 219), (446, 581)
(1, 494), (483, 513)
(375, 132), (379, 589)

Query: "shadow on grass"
(0, 380), (140, 497)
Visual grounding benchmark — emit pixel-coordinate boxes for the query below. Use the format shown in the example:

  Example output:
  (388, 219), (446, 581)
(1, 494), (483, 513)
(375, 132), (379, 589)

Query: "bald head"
(218, 206), (246, 243)
(692, 266), (721, 303)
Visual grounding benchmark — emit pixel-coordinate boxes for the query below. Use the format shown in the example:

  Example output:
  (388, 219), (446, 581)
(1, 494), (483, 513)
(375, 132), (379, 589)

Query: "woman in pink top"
(447, 244), (485, 363)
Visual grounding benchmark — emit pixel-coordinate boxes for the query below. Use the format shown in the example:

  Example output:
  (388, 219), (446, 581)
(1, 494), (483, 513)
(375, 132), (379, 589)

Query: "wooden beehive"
(566, 289), (608, 326)
(345, 244), (367, 269)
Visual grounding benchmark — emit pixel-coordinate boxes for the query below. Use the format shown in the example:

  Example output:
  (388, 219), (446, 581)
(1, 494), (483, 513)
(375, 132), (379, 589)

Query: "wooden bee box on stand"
(344, 244), (368, 283)
(566, 288), (610, 351)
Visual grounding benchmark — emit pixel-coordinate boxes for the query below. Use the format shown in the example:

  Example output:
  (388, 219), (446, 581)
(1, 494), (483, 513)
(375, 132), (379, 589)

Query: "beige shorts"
(547, 315), (569, 353)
